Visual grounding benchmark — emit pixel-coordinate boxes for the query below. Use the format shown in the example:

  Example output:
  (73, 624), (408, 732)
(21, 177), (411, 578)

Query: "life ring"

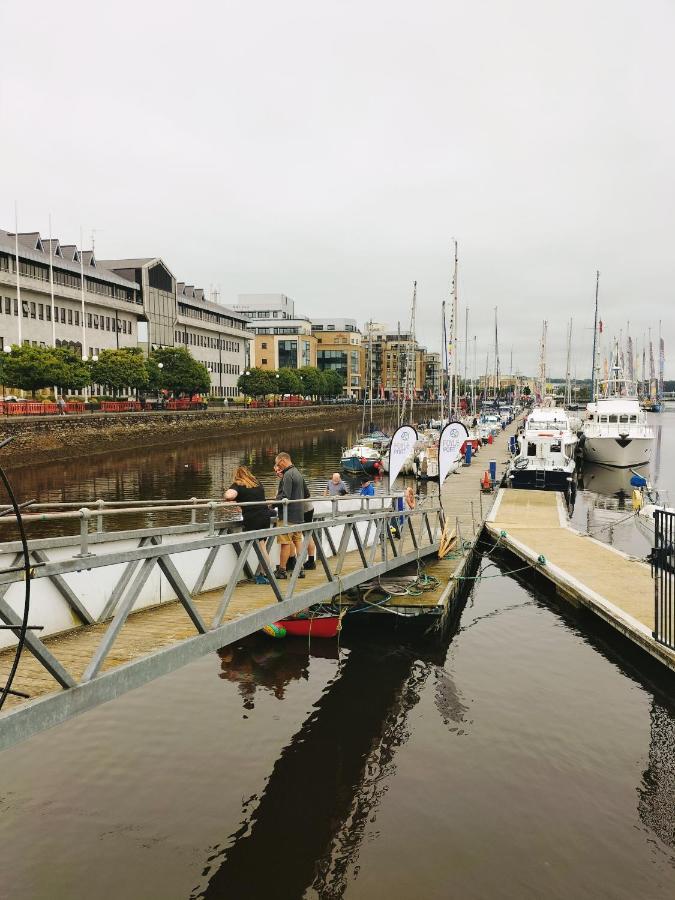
(404, 487), (416, 509)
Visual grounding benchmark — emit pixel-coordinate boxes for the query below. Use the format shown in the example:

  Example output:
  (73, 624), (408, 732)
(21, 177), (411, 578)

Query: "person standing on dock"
(274, 452), (306, 580)
(56, 395), (67, 416)
(225, 466), (274, 585)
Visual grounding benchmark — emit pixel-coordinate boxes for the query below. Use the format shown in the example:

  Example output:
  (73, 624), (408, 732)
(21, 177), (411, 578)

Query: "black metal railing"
(653, 508), (675, 650)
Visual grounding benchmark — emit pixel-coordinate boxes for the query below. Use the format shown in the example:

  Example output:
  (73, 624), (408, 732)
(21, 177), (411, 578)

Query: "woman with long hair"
(225, 466), (274, 584)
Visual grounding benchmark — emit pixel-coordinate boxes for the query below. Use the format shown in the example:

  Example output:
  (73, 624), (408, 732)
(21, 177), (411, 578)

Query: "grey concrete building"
(100, 257), (252, 399)
(0, 230), (142, 357)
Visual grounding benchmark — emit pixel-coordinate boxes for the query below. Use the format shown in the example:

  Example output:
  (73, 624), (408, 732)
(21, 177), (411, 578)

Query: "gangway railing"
(0, 495), (444, 748)
(653, 508), (675, 651)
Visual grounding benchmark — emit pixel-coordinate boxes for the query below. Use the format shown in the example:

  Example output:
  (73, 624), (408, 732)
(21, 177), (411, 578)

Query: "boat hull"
(341, 456), (381, 475)
(508, 468), (573, 491)
(279, 616), (340, 638)
(583, 436), (652, 468)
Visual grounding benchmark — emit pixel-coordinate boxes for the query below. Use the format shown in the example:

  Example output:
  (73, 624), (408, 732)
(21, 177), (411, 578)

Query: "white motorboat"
(582, 343), (654, 468)
(340, 443), (383, 476)
(508, 406), (577, 493)
(583, 397), (653, 468)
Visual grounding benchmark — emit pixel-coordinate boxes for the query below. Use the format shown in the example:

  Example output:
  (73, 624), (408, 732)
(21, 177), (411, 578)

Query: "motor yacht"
(508, 406), (577, 493)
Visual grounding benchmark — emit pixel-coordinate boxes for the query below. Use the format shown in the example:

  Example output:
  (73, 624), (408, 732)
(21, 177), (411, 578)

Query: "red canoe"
(276, 615), (340, 638)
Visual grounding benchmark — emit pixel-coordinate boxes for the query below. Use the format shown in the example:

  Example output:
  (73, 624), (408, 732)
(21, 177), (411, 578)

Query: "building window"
(38, 303), (44, 320)
(105, 316), (110, 331)
(13, 299), (18, 316)
(46, 306), (51, 322)
(261, 358), (267, 365)
(93, 315), (99, 329)
(87, 313), (92, 328)
(75, 310), (80, 326)
(278, 340), (298, 368)
(60, 308), (65, 324)
(68, 309), (73, 325)
(22, 301), (29, 318)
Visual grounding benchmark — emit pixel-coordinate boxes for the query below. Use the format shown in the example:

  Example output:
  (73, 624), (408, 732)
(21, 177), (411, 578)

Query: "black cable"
(0, 441), (32, 712)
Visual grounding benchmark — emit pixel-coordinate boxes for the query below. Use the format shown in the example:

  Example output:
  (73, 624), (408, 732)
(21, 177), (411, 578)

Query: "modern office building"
(312, 318), (364, 398)
(423, 351), (442, 399)
(364, 324), (425, 399)
(0, 230), (142, 356)
(100, 257), (253, 399)
(233, 293), (318, 371)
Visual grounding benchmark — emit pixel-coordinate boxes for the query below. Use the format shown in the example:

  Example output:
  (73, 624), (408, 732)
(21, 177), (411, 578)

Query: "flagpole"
(48, 214), (56, 347)
(14, 202), (22, 346)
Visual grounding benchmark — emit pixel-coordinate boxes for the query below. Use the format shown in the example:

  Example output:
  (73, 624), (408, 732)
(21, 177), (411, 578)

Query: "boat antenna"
(590, 270), (600, 401)
(493, 306), (500, 405)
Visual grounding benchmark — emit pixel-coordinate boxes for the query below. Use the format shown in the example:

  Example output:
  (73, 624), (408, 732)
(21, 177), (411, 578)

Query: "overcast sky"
(1, 0), (672, 377)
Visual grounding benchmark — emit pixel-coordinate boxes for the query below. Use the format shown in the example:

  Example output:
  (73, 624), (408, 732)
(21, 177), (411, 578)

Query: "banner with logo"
(438, 421), (469, 484)
(388, 425), (417, 484)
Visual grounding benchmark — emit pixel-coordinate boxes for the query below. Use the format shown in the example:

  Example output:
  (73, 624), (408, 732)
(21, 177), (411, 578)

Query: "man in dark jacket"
(274, 452), (306, 579)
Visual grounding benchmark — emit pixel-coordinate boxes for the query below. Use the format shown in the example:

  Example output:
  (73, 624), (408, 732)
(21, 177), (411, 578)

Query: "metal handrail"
(0, 492), (412, 524)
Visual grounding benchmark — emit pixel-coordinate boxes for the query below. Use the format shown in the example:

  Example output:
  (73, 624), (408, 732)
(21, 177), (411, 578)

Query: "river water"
(1, 412), (674, 899)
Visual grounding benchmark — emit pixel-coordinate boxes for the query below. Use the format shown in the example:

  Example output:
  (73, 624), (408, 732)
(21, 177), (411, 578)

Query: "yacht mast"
(590, 270), (600, 401)
(538, 320), (547, 401)
(658, 320), (665, 401)
(493, 306), (500, 403)
(440, 301), (445, 425)
(448, 241), (458, 417)
(564, 317), (573, 407)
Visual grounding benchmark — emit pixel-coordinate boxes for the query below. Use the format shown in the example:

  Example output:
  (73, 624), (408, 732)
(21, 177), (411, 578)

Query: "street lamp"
(2, 345), (11, 403)
(274, 372), (280, 406)
(156, 362), (164, 408)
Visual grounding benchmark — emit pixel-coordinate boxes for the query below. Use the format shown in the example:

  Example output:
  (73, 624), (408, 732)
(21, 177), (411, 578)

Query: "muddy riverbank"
(0, 403), (439, 468)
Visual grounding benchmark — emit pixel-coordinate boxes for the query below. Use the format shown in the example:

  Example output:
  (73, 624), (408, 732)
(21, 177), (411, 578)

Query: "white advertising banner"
(438, 421), (469, 484)
(388, 425), (417, 484)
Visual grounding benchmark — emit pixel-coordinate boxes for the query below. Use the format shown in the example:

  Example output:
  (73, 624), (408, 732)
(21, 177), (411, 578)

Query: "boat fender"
(262, 623), (286, 638)
(481, 471), (491, 490)
(537, 554), (546, 565)
(632, 489), (643, 511)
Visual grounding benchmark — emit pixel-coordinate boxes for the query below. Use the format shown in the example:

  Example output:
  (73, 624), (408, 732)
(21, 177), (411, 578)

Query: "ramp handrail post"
(190, 498), (198, 524)
(75, 508), (94, 558)
(207, 501), (216, 536)
(282, 499), (288, 525)
(96, 498), (105, 533)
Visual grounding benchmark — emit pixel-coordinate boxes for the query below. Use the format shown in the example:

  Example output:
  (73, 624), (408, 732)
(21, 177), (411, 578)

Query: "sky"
(0, 0), (673, 377)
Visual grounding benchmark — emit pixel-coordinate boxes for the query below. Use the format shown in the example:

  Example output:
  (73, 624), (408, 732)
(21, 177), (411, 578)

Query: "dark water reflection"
(1, 415), (675, 898)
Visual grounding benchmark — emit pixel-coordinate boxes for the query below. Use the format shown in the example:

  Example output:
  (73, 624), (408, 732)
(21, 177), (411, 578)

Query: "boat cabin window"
(619, 415), (629, 424)
(527, 442), (537, 457)
(629, 415), (637, 423)
(608, 415), (618, 423)
(550, 440), (561, 452)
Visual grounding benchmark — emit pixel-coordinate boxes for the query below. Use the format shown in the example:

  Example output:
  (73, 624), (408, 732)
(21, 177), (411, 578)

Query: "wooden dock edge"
(485, 492), (675, 675)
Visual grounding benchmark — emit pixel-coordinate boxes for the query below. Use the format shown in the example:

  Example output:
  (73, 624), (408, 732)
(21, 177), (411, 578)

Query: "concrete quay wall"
(0, 403), (440, 467)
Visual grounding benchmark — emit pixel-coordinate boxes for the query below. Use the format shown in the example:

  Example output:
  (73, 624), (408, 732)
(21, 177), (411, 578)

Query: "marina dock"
(0, 420), (521, 747)
(486, 489), (675, 673)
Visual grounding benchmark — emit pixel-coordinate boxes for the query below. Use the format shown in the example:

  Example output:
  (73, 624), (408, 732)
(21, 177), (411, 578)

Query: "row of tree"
(237, 366), (344, 399)
(0, 345), (211, 398)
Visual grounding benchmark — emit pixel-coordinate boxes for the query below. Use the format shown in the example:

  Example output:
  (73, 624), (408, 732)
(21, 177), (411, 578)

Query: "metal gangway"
(0, 492), (444, 749)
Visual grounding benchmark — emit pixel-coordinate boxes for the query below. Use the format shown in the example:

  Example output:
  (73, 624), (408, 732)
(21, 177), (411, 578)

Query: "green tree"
(237, 367), (275, 398)
(53, 346), (91, 393)
(276, 367), (302, 395)
(90, 348), (149, 394)
(298, 366), (322, 398)
(322, 370), (344, 398)
(522, 386), (531, 396)
(1, 345), (89, 397)
(148, 347), (210, 397)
